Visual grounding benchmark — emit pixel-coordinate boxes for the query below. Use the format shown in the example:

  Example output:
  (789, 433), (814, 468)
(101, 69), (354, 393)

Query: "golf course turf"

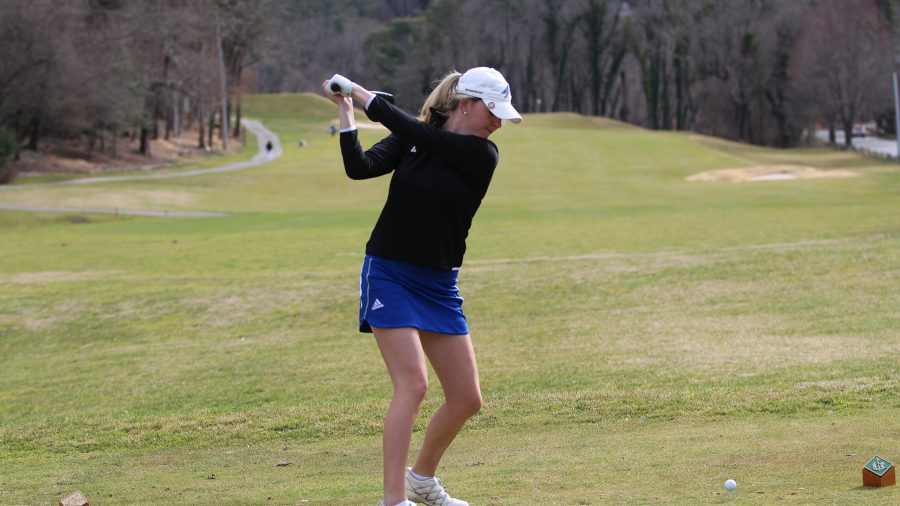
(1, 93), (898, 505)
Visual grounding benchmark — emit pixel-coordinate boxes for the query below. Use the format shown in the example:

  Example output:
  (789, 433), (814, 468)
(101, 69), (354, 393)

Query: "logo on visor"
(487, 102), (495, 109)
(502, 85), (510, 98)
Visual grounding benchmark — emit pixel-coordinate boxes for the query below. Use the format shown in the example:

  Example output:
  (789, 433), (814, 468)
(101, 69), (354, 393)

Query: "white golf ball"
(725, 479), (737, 491)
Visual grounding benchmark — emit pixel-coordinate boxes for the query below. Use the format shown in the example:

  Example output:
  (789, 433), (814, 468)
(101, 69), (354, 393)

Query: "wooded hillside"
(0, 0), (896, 182)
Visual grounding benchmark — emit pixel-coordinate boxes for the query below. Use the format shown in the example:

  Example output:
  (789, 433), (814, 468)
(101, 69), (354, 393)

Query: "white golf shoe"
(378, 501), (415, 506)
(405, 468), (469, 506)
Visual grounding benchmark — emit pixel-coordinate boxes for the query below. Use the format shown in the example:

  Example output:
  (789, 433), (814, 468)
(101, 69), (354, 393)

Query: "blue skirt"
(359, 255), (468, 335)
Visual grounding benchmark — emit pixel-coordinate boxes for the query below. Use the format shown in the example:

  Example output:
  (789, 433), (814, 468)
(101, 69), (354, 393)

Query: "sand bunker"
(687, 165), (857, 182)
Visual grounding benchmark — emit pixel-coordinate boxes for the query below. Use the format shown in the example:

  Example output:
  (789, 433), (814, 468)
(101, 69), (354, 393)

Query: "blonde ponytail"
(420, 70), (463, 124)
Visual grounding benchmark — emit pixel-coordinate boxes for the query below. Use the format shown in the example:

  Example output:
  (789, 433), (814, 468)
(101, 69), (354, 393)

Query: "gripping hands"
(326, 74), (354, 97)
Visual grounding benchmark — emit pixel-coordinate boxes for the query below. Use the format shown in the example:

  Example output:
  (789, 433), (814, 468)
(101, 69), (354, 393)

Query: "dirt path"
(0, 119), (279, 217)
(0, 205), (227, 217)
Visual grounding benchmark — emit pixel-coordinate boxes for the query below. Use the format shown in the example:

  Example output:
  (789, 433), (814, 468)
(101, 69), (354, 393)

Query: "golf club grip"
(373, 91), (395, 104)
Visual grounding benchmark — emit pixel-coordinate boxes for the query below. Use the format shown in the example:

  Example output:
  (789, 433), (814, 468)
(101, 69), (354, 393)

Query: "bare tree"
(792, 0), (893, 147)
(260, 1), (383, 94)
(218, 0), (271, 138)
(582, 0), (628, 116)
(631, 0), (679, 130)
(766, 2), (808, 147)
(216, 4), (229, 151)
(76, 1), (146, 157)
(0, 0), (60, 151)
(542, 0), (583, 111)
(4, 0), (896, 170)
(691, 1), (776, 142)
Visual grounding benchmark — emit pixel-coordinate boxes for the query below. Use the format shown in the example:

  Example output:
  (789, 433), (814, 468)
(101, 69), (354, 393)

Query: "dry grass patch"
(0, 300), (91, 331)
(0, 187), (201, 211)
(5, 270), (120, 284)
(721, 237), (862, 252)
(687, 165), (857, 182)
(796, 377), (887, 391)
(466, 251), (712, 280)
(660, 329), (897, 374)
(185, 283), (352, 328)
(61, 190), (198, 209)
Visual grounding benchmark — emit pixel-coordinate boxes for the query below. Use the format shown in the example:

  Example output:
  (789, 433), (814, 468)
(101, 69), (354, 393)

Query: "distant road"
(814, 130), (898, 159)
(0, 119), (279, 217)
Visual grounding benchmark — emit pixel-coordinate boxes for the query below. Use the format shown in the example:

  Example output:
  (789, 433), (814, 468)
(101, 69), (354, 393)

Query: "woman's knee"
(395, 375), (429, 404)
(448, 389), (482, 418)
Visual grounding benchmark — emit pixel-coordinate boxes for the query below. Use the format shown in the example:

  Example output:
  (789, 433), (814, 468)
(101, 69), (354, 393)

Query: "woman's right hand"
(322, 80), (352, 108)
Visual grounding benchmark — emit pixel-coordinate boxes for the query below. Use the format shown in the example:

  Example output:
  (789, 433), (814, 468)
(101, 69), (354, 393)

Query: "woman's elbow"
(344, 166), (368, 180)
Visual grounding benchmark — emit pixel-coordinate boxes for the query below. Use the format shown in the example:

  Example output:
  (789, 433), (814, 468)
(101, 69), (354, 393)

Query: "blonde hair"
(420, 70), (465, 124)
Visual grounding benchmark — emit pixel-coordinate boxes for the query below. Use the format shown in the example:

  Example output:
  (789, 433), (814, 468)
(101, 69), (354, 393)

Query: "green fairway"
(1, 93), (898, 505)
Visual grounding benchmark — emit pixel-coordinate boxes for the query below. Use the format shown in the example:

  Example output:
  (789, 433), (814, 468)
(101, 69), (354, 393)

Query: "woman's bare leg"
(372, 326), (429, 505)
(411, 331), (482, 477)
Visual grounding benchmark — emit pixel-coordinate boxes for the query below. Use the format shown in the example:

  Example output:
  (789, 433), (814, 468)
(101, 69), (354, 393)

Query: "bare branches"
(791, 0), (893, 147)
(1, 0), (895, 166)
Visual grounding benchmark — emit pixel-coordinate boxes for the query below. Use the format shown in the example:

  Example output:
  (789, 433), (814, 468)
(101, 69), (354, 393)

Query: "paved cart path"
(814, 129), (898, 159)
(0, 119), (280, 217)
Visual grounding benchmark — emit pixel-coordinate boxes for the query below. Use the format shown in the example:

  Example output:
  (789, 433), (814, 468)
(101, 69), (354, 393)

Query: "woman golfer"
(323, 67), (521, 506)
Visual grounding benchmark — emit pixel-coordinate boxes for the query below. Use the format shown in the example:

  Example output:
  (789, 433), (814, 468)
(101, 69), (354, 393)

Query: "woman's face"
(460, 99), (502, 138)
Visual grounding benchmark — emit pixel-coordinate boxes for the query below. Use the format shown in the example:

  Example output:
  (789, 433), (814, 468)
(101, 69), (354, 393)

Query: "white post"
(894, 72), (900, 161)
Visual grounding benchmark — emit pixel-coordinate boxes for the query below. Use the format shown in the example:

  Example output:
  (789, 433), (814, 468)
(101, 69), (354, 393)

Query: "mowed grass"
(1, 93), (898, 505)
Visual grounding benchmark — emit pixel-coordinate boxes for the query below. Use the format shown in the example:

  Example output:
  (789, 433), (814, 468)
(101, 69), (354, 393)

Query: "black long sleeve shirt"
(340, 96), (499, 270)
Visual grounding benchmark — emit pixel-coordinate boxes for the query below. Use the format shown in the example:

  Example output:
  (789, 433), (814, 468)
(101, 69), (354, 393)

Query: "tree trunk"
(231, 65), (244, 137)
(26, 116), (40, 151)
(232, 91), (242, 139)
(586, 0), (604, 116)
(216, 6), (229, 150)
(86, 130), (96, 160)
(198, 105), (206, 149)
(139, 127), (150, 156)
(766, 90), (790, 148)
(162, 52), (170, 141)
(185, 97), (194, 132)
(642, 42), (664, 130)
(600, 48), (626, 117)
(208, 111), (215, 148)
(673, 36), (689, 130)
(544, 1), (578, 112)
(524, 35), (538, 112)
(660, 44), (672, 131)
(225, 99), (231, 139)
(172, 89), (181, 137)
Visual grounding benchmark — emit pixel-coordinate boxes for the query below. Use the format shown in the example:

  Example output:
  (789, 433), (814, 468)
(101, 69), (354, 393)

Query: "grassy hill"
(1, 93), (898, 505)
